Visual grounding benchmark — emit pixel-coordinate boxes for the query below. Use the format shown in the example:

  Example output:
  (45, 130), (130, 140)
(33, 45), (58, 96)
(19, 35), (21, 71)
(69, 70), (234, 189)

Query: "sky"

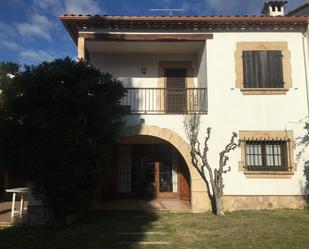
(0, 0), (308, 65)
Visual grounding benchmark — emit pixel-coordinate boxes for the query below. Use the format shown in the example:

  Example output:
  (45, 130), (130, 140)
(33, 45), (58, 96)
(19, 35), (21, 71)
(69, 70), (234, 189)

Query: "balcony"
(121, 88), (207, 114)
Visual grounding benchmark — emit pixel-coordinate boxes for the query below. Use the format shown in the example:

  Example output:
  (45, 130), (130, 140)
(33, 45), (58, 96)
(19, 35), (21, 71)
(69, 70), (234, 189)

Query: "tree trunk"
(215, 195), (225, 217)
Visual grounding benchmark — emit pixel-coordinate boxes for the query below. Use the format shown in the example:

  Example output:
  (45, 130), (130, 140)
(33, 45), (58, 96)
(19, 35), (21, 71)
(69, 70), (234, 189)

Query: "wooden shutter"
(165, 69), (186, 113)
(243, 51), (259, 88)
(243, 50), (284, 88)
(165, 69), (186, 88)
(179, 156), (190, 201)
(267, 51), (284, 88)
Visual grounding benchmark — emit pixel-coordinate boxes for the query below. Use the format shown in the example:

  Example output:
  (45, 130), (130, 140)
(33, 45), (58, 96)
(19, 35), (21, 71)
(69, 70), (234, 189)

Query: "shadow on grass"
(0, 210), (159, 249)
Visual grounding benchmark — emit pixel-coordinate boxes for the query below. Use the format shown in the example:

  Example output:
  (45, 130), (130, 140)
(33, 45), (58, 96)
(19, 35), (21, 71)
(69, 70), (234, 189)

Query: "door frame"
(116, 143), (190, 200)
(154, 161), (180, 199)
(157, 61), (194, 112)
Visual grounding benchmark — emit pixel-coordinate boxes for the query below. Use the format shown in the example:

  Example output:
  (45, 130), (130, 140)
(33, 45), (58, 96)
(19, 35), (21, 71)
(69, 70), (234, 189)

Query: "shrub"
(0, 58), (126, 221)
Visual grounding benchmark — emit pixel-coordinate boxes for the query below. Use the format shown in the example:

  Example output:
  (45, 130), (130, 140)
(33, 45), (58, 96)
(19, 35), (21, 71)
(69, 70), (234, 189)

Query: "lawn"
(0, 210), (308, 249)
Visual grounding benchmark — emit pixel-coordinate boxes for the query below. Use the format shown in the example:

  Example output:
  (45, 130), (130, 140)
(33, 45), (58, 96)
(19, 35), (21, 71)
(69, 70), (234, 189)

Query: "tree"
(0, 62), (19, 82)
(0, 62), (19, 106)
(184, 113), (238, 216)
(0, 58), (126, 221)
(0, 62), (20, 198)
(297, 122), (309, 197)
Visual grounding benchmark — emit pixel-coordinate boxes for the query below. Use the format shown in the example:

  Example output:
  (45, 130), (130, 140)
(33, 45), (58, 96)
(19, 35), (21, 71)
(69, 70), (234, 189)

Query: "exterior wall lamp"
(141, 67), (147, 74)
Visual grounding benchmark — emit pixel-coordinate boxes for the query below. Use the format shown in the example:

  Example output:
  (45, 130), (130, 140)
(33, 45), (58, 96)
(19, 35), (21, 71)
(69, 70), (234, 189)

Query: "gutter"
(302, 26), (309, 121)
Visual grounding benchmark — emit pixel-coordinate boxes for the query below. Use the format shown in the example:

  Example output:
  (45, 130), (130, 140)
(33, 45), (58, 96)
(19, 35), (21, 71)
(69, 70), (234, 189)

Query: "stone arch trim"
(120, 124), (211, 212)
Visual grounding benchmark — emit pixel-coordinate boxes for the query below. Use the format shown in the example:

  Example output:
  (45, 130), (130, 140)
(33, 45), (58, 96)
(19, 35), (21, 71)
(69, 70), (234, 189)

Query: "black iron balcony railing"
(121, 88), (207, 114)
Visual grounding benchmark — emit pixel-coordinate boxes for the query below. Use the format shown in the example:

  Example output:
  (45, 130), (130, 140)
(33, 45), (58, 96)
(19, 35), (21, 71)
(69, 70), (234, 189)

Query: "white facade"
(87, 31), (309, 198)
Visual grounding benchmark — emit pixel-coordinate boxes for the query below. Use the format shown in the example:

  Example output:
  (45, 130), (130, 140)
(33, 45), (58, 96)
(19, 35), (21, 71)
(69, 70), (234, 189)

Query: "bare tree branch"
(183, 113), (238, 217)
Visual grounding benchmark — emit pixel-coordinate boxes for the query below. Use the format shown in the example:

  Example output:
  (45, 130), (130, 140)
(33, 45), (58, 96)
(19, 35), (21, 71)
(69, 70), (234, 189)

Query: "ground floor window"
(239, 131), (296, 178)
(245, 140), (287, 171)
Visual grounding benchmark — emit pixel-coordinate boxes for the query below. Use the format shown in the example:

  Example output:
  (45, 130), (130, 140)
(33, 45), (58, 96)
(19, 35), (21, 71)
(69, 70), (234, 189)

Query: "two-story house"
(60, 1), (309, 212)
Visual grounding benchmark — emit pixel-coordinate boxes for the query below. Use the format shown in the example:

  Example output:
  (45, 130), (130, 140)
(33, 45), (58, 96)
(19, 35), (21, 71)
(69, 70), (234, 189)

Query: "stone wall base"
(223, 195), (308, 212)
(191, 191), (211, 212)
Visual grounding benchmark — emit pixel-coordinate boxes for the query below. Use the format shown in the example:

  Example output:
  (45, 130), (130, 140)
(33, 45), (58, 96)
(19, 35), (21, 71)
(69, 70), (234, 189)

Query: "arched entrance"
(103, 125), (193, 204)
(116, 135), (190, 201)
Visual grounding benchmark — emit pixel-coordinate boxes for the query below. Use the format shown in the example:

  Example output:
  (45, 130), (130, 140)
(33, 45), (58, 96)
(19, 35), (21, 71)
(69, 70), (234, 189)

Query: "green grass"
(0, 210), (308, 249)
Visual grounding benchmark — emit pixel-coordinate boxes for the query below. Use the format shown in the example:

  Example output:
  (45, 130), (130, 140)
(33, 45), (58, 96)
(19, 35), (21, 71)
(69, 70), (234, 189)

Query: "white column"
(78, 36), (85, 60)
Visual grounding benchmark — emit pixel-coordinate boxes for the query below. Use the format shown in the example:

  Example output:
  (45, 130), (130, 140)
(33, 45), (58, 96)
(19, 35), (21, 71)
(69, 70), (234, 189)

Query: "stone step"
(116, 241), (172, 245)
(117, 225), (165, 229)
(117, 231), (167, 235)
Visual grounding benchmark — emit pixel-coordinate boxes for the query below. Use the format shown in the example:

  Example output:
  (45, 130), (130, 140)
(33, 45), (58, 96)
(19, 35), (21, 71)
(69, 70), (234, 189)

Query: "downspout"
(302, 26), (309, 120)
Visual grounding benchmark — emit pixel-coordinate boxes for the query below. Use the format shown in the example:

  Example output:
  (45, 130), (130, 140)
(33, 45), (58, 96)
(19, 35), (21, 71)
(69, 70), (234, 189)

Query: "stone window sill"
(244, 170), (294, 179)
(240, 88), (289, 95)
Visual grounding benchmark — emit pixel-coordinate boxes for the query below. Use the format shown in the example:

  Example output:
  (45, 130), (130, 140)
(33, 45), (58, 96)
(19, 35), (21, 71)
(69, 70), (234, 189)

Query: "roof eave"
(59, 15), (309, 45)
(59, 16), (78, 44)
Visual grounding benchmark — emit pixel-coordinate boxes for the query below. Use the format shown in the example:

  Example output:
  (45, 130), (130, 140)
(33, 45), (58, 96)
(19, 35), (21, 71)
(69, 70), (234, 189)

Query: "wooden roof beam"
(78, 33), (213, 41)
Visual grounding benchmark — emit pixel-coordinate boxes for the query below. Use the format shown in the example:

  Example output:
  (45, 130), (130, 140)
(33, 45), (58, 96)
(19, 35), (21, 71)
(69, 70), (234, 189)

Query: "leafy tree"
(184, 113), (238, 217)
(0, 58), (126, 221)
(0, 62), (19, 82)
(0, 62), (19, 106)
(298, 122), (309, 197)
(0, 62), (20, 197)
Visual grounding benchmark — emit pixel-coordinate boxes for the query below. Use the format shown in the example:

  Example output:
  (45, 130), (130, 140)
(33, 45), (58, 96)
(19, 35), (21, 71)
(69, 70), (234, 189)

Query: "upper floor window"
(235, 42), (292, 95)
(242, 50), (284, 88)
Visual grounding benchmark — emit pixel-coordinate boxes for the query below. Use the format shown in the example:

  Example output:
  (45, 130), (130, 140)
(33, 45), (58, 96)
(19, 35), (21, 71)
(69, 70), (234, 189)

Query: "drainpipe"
(302, 27), (309, 121)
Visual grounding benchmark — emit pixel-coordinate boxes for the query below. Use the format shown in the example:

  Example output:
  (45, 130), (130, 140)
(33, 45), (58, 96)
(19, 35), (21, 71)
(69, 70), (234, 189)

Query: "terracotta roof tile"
(59, 14), (309, 44)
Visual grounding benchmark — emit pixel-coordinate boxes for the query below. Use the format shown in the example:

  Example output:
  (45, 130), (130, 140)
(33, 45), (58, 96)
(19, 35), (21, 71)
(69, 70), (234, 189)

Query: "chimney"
(261, 1), (288, 16)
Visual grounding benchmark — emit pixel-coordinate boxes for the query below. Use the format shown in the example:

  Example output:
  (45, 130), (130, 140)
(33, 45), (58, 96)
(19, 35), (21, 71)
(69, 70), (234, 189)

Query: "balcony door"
(165, 68), (187, 113)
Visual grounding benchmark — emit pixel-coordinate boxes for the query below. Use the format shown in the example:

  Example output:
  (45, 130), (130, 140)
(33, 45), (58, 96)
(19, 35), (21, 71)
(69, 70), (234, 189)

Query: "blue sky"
(0, 0), (307, 65)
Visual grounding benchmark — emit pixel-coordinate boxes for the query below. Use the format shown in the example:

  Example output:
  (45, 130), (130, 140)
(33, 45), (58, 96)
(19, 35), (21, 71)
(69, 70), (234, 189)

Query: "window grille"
(244, 139), (288, 171)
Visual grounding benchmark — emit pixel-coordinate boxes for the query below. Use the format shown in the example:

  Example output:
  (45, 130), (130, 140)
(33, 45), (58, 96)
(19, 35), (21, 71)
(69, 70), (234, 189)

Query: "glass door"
(141, 161), (156, 198)
(141, 161), (175, 198)
(159, 162), (173, 192)
(136, 144), (179, 199)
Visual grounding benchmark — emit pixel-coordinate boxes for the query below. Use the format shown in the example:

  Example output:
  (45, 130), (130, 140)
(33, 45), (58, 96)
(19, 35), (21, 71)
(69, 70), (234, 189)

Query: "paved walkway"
(0, 201), (28, 226)
(0, 199), (190, 226)
(114, 221), (173, 246)
(93, 199), (191, 211)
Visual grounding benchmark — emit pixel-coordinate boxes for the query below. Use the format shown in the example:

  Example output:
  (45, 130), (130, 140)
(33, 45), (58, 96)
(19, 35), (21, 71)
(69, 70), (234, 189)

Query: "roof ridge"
(62, 14), (309, 18)
(288, 2), (309, 16)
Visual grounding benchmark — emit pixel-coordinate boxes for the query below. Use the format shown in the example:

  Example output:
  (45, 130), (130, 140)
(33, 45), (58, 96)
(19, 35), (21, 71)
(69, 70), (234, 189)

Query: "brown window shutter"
(243, 50), (284, 88)
(165, 69), (186, 113)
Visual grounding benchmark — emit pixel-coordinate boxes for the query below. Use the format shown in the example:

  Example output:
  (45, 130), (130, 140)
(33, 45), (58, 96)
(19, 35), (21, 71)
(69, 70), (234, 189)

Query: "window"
(235, 42), (292, 95)
(245, 140), (287, 171)
(239, 131), (296, 178)
(243, 51), (284, 88)
(157, 62), (194, 113)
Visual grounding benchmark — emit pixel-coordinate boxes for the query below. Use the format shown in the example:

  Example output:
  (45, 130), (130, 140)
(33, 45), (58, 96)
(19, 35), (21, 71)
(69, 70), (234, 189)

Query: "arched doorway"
(102, 125), (192, 204)
(116, 135), (190, 201)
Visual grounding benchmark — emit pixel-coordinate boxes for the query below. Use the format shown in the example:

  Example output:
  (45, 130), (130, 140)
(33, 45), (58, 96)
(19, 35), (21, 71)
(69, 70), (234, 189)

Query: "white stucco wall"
(89, 32), (309, 196)
(90, 53), (199, 88)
